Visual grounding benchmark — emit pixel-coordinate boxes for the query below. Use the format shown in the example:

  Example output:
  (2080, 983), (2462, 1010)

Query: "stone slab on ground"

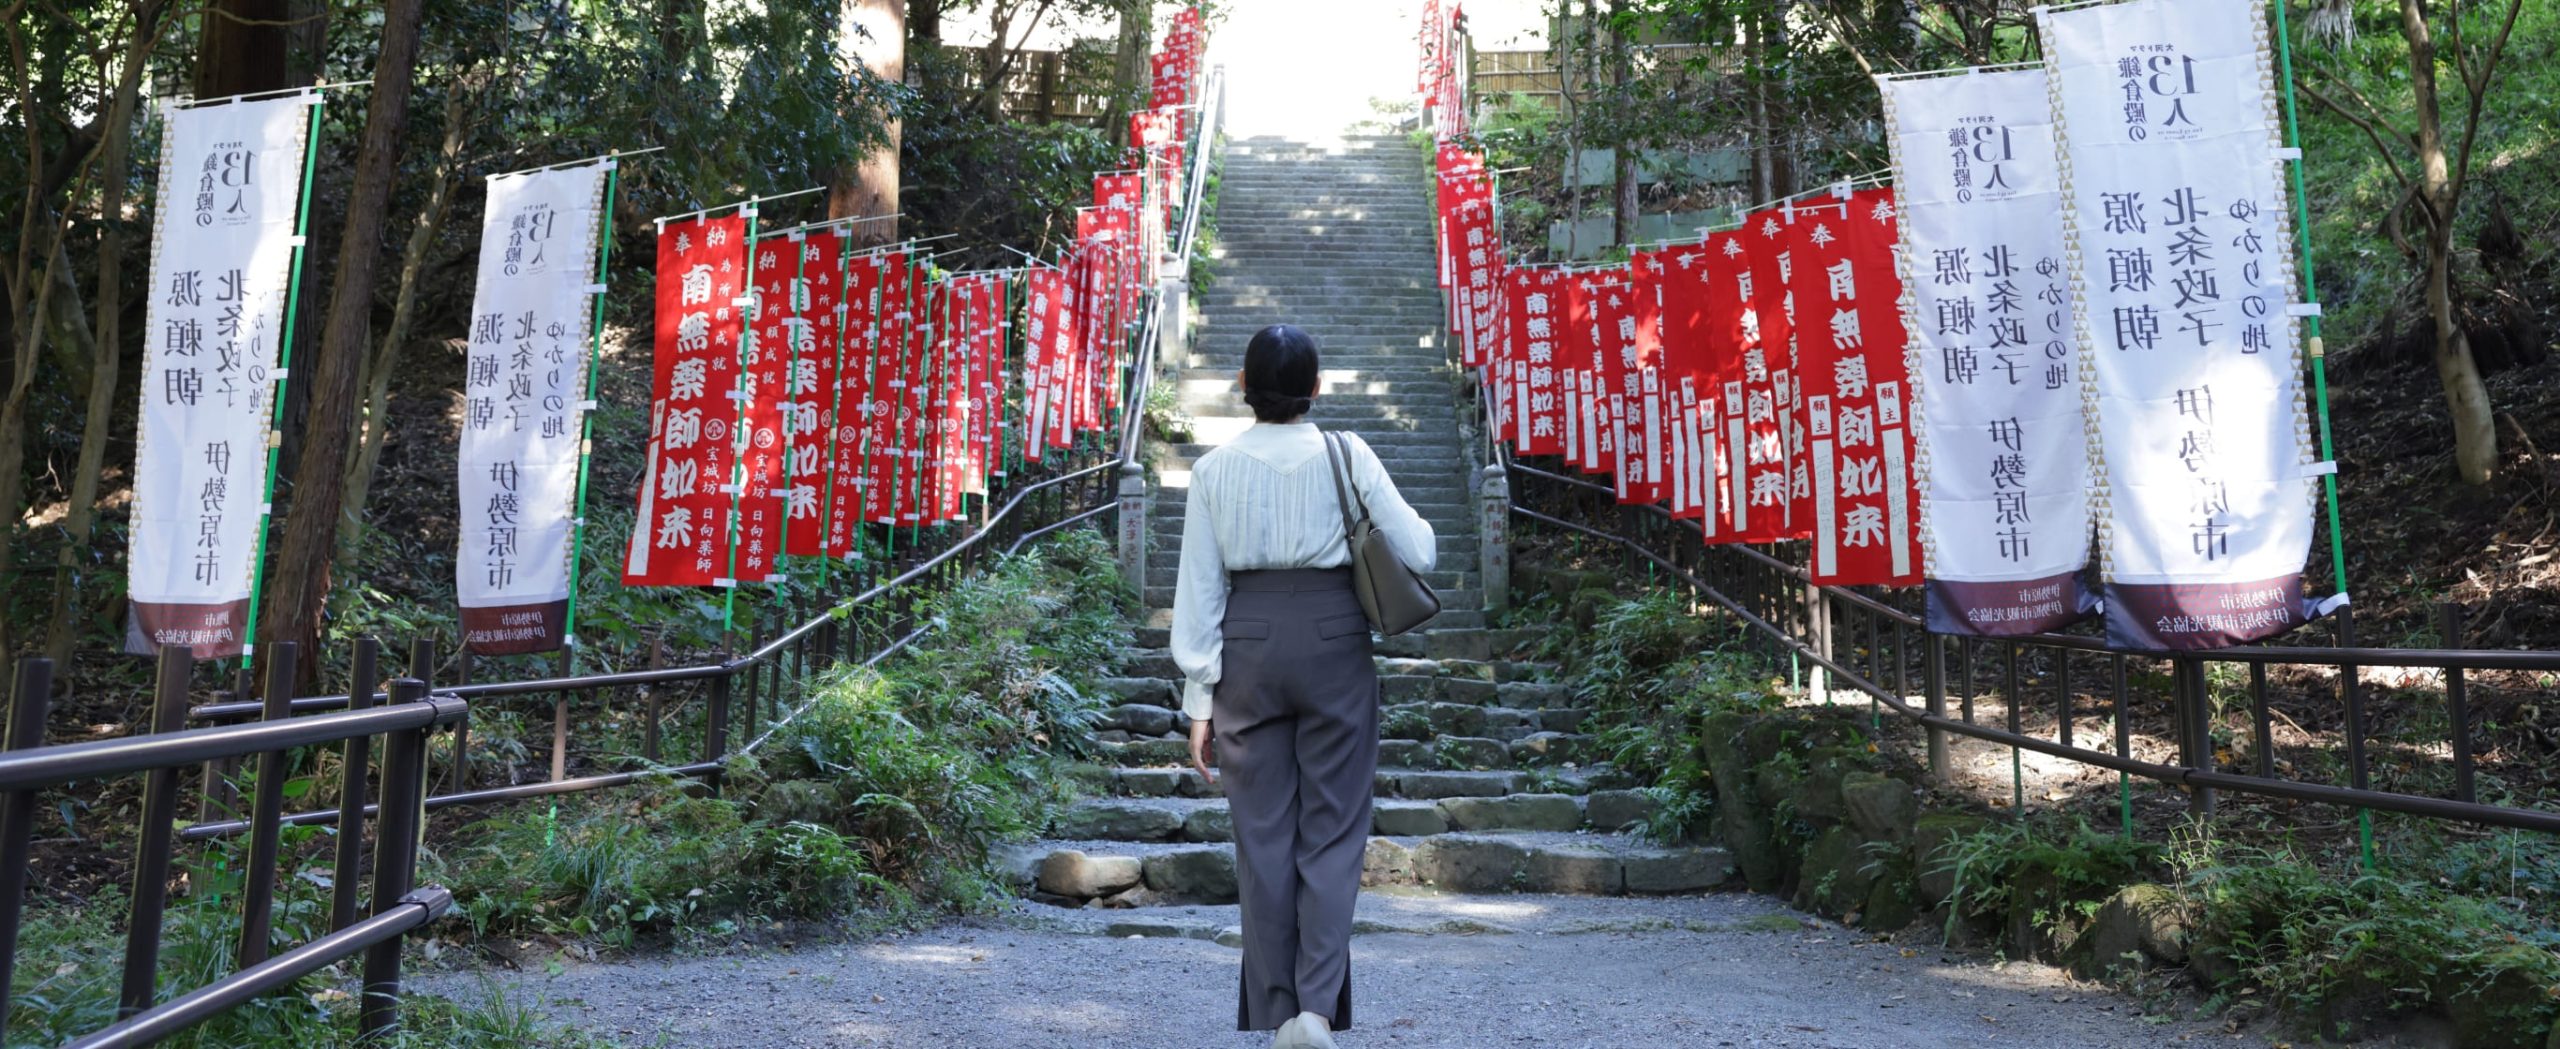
(431, 892), (2280, 1048)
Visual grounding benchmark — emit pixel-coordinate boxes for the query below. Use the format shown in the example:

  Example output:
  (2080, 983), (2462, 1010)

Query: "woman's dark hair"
(1242, 324), (1320, 423)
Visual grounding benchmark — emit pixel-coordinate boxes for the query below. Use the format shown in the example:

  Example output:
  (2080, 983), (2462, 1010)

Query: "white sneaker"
(1268, 1015), (1306, 1049)
(1296, 1011), (1337, 1049)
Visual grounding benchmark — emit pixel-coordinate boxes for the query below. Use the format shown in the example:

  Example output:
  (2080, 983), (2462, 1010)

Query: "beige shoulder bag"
(1321, 431), (1441, 635)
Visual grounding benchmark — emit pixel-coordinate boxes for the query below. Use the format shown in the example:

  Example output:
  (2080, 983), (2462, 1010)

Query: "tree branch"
(2295, 78), (2417, 202)
(2449, 0), (2525, 200)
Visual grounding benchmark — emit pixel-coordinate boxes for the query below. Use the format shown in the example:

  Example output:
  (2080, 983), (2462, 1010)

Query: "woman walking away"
(1171, 324), (1436, 1049)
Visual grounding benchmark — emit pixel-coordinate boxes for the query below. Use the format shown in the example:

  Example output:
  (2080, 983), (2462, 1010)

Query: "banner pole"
(721, 201), (763, 639)
(559, 160), (623, 674)
(237, 93), (327, 674)
(2271, 0), (2369, 873)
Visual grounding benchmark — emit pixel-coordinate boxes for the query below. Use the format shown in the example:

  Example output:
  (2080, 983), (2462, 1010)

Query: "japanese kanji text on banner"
(1879, 66), (2096, 634)
(2040, 0), (2321, 650)
(625, 214), (749, 588)
(127, 94), (317, 660)
(456, 162), (610, 655)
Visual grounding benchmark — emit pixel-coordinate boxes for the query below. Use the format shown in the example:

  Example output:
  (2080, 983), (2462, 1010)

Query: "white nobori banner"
(2040, 0), (2320, 650)
(455, 162), (611, 655)
(127, 94), (317, 660)
(1878, 65), (2095, 636)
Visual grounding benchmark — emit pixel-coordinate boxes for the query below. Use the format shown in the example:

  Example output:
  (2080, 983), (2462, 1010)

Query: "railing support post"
(238, 640), (299, 969)
(360, 678), (430, 1041)
(1116, 462), (1149, 599)
(1922, 634), (1949, 782)
(1477, 463), (1510, 615)
(0, 657), (53, 1034)
(331, 638), (379, 932)
(120, 645), (192, 1019)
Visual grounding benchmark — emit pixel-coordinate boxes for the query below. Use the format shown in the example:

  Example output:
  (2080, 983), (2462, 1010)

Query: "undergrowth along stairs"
(1001, 135), (1734, 933)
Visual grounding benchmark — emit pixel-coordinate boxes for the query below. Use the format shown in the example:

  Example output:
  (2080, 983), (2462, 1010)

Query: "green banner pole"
(720, 202), (763, 639)
(238, 94), (329, 674)
(557, 161), (623, 674)
(2271, 0), (2370, 873)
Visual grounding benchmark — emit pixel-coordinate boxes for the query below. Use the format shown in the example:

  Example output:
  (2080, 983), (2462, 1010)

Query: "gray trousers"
(1213, 567), (1379, 1032)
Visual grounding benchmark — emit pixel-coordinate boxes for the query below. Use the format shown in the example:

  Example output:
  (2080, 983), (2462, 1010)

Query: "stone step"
(1086, 763), (1635, 802)
(1046, 788), (1658, 845)
(1379, 700), (1588, 740)
(1002, 831), (1731, 905)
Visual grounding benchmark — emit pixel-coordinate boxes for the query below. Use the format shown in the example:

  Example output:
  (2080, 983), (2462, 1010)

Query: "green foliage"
(438, 532), (1128, 947)
(903, 46), (1126, 269)
(5, 867), (605, 1048)
(437, 782), (890, 949)
(1933, 817), (2162, 938)
(2181, 839), (2560, 1040)
(1543, 590), (1784, 842)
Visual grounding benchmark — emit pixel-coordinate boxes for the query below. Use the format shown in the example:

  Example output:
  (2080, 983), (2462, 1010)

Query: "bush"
(1567, 591), (1783, 842)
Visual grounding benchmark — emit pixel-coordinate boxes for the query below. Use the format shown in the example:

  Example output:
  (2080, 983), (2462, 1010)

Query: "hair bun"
(1242, 388), (1313, 420)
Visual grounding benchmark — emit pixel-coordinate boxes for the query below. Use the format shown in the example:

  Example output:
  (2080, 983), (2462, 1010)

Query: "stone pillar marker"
(1117, 462), (1149, 597)
(1156, 272), (1189, 371)
(1477, 462), (1510, 615)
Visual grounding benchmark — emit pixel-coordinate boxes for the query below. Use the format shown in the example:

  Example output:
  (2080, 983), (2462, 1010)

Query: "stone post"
(1156, 272), (1189, 371)
(1477, 463), (1510, 615)
(1117, 462), (1149, 598)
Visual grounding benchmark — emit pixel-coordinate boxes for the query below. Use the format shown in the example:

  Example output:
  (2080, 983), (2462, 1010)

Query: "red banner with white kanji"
(781, 231), (845, 558)
(1656, 243), (1728, 537)
(1508, 267), (1566, 457)
(1789, 188), (1921, 586)
(625, 214), (746, 587)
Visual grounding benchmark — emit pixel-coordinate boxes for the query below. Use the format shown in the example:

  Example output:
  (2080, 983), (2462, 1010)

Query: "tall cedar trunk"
(1106, 0), (1151, 149)
(336, 87), (472, 578)
(45, 0), (171, 671)
(834, 0), (904, 248)
(2399, 0), (2496, 483)
(256, 0), (426, 670)
(1557, 3), (1581, 255)
(193, 0), (293, 98)
(1608, 0), (1636, 246)
(1747, 6), (1773, 202)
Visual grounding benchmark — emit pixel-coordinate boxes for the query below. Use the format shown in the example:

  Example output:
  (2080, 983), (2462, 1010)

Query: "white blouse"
(1169, 421), (1438, 722)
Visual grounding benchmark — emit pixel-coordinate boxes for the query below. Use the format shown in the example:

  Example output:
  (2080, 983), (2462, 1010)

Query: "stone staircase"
(998, 135), (1734, 924)
(1145, 134), (1485, 627)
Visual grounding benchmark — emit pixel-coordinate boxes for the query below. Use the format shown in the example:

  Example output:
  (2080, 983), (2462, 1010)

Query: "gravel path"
(425, 892), (2274, 1048)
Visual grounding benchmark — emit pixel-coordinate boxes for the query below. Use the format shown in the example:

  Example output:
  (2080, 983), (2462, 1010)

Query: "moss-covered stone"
(1859, 857), (1921, 931)
(2068, 883), (2191, 979)
(1792, 826), (1892, 919)
(2438, 946), (2560, 1049)
(1911, 811), (1990, 909)
(1841, 770), (1918, 843)
(1567, 586), (1615, 630)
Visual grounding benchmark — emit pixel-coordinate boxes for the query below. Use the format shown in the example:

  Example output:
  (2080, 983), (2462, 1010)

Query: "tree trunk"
(193, 0), (295, 98)
(910, 0), (941, 47)
(42, 68), (137, 665)
(1106, 0), (1151, 149)
(336, 91), (470, 578)
(255, 0), (426, 667)
(1608, 0), (1636, 247)
(2400, 0), (2496, 483)
(834, 0), (905, 247)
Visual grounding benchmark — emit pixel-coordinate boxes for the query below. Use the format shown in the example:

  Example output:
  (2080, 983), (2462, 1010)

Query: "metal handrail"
(1488, 392), (2560, 835)
(187, 64), (1231, 726)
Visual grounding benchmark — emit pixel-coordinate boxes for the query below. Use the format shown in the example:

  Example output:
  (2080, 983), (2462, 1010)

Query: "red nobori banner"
(1704, 226), (1789, 543)
(1654, 244), (1728, 535)
(858, 251), (914, 523)
(782, 230), (845, 557)
(1743, 207), (1814, 541)
(735, 236), (796, 581)
(1790, 187), (1922, 586)
(625, 214), (747, 587)
(1508, 267), (1566, 457)
(1581, 267), (1636, 480)
(1619, 257), (1670, 506)
(828, 252), (881, 549)
(1021, 264), (1070, 461)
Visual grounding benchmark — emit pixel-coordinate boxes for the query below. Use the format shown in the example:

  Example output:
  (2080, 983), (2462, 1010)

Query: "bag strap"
(1320, 431), (1364, 546)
